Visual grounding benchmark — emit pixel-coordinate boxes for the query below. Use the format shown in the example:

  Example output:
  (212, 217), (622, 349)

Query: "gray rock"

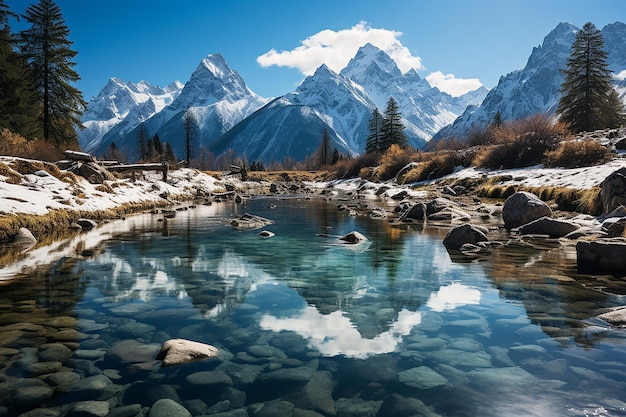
(38, 342), (73, 362)
(76, 218), (97, 231)
(255, 400), (295, 417)
(70, 400), (110, 417)
(76, 162), (116, 184)
(104, 339), (160, 366)
(516, 216), (579, 238)
(8, 227), (37, 248)
(502, 191), (552, 230)
(286, 371), (335, 416)
(258, 230), (275, 238)
(396, 366), (448, 389)
(25, 361), (62, 376)
(216, 361), (264, 386)
(105, 404), (143, 417)
(149, 398), (191, 417)
(377, 393), (433, 417)
(257, 366), (315, 384)
(70, 375), (113, 399)
(11, 385), (53, 408)
(155, 338), (220, 367)
(577, 239), (626, 273)
(398, 202), (427, 222)
(601, 216), (626, 237)
(339, 231), (368, 244)
(230, 213), (274, 230)
(46, 371), (81, 387)
(598, 306), (626, 327)
(335, 396), (381, 417)
(600, 167), (626, 214)
(443, 223), (489, 250)
(184, 370), (233, 388)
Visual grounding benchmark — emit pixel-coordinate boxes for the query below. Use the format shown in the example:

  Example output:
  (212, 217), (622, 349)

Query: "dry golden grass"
(474, 182), (602, 215)
(544, 139), (612, 168)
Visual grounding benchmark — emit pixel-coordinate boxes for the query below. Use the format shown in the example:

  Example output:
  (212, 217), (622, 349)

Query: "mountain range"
(78, 21), (626, 164)
(433, 22), (626, 142)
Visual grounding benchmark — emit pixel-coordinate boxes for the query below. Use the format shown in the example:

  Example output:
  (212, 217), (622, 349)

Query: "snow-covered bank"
(0, 156), (222, 216)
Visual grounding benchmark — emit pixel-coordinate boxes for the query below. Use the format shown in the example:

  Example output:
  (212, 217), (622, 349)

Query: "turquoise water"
(1, 197), (626, 416)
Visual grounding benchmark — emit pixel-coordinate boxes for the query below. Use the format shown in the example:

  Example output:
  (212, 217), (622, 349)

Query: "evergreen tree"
(19, 0), (85, 147)
(316, 127), (332, 167)
(557, 22), (624, 133)
(137, 125), (147, 161)
(183, 108), (198, 167)
(366, 108), (384, 153)
(163, 142), (176, 163)
(381, 97), (407, 150)
(0, 0), (40, 139)
(106, 141), (124, 162)
(331, 148), (340, 165)
(153, 133), (163, 156)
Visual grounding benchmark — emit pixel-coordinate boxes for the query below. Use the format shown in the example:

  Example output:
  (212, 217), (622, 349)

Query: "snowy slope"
(211, 65), (374, 163)
(91, 54), (270, 160)
(341, 43), (487, 147)
(434, 22), (626, 142)
(79, 78), (183, 154)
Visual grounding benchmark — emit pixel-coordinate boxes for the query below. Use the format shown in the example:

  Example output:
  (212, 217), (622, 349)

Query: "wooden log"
(108, 163), (169, 182)
(64, 150), (95, 162)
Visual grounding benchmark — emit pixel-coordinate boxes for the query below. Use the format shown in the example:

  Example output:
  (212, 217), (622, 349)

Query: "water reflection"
(2, 197), (626, 416)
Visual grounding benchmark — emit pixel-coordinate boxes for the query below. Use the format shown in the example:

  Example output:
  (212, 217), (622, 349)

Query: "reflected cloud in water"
(260, 305), (422, 358)
(260, 282), (483, 358)
(426, 282), (481, 312)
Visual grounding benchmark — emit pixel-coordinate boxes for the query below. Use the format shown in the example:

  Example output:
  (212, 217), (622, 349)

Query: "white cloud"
(257, 21), (482, 97)
(256, 21), (424, 76)
(426, 282), (481, 312)
(426, 71), (483, 97)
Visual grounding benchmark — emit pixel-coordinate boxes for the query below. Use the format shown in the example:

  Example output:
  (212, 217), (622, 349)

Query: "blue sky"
(7, 0), (624, 100)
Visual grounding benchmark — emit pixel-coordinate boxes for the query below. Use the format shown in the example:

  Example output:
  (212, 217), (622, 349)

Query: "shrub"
(332, 152), (382, 179)
(544, 139), (612, 168)
(473, 114), (565, 169)
(377, 144), (417, 181)
(401, 150), (469, 183)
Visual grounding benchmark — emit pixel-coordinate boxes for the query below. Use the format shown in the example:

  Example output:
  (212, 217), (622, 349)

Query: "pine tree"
(184, 108), (198, 167)
(557, 22), (624, 133)
(153, 133), (163, 156)
(137, 125), (147, 161)
(0, 0), (40, 139)
(331, 148), (340, 165)
(163, 142), (176, 164)
(19, 0), (85, 147)
(366, 108), (384, 153)
(381, 97), (407, 150)
(316, 127), (332, 167)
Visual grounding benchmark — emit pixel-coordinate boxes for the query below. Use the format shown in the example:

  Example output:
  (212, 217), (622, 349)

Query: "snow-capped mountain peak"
(79, 77), (183, 152)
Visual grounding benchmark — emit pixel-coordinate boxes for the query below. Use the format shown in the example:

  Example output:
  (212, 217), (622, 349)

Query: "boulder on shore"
(502, 191), (552, 230)
(8, 227), (37, 248)
(155, 338), (221, 367)
(516, 216), (579, 238)
(600, 167), (626, 214)
(443, 224), (489, 251)
(576, 239), (626, 273)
